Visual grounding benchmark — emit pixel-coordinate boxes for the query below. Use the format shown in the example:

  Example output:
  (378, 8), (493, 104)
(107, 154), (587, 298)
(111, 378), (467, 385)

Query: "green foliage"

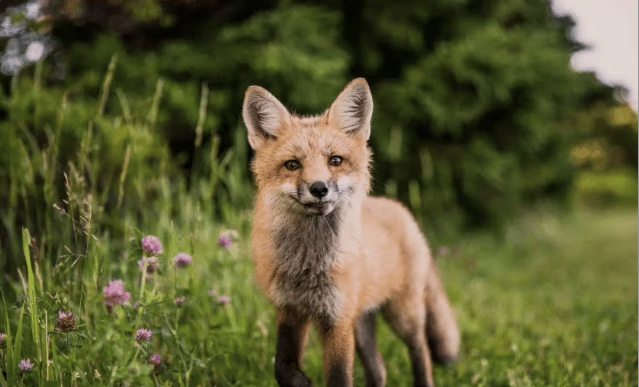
(0, 3), (636, 382)
(366, 0), (589, 232)
(576, 170), (637, 206)
(567, 88), (638, 205)
(60, 4), (349, 144)
(0, 61), (248, 277)
(0, 67), (257, 384)
(23, 0), (627, 239)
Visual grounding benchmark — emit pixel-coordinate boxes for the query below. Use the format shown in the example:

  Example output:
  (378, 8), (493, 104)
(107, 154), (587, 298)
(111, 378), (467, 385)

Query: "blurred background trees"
(0, 0), (636, 269)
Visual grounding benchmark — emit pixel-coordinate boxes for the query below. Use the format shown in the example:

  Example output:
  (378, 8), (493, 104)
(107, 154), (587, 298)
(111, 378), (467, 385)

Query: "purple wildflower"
(133, 301), (139, 309)
(174, 296), (185, 306)
(55, 310), (76, 333)
(19, 359), (34, 371)
(103, 280), (131, 312)
(136, 328), (152, 341)
(218, 230), (239, 249)
(138, 256), (160, 273)
(141, 235), (163, 256)
(218, 234), (232, 249)
(148, 353), (162, 366)
(217, 295), (230, 305)
(173, 253), (192, 268)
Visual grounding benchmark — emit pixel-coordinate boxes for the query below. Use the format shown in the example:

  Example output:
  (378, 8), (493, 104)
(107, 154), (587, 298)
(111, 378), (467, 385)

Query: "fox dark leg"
(319, 317), (356, 387)
(275, 308), (313, 387)
(383, 298), (434, 387)
(355, 311), (386, 387)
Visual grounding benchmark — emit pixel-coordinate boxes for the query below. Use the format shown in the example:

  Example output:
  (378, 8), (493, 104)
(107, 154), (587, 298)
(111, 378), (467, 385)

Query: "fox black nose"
(309, 181), (329, 198)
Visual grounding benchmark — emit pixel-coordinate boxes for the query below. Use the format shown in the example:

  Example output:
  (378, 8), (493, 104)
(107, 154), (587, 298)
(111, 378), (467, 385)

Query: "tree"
(2, 0), (628, 236)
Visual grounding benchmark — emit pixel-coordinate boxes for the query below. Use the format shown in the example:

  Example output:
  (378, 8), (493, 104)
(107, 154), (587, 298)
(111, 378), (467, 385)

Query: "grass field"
(1, 206), (636, 387)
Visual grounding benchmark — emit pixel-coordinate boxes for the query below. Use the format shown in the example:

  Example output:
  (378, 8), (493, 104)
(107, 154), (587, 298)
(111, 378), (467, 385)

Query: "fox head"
(243, 78), (373, 217)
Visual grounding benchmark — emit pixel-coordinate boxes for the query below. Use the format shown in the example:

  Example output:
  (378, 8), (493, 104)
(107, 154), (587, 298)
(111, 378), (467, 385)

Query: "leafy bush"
(0, 61), (248, 275)
(35, 0), (629, 236)
(576, 171), (637, 206)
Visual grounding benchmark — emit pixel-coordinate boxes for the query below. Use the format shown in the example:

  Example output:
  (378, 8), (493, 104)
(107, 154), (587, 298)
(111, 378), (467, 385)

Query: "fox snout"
(299, 179), (335, 202)
(296, 180), (339, 216)
(309, 181), (329, 198)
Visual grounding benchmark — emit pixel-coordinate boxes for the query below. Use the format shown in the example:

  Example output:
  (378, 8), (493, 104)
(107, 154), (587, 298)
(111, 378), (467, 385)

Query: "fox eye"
(284, 160), (301, 171)
(328, 156), (343, 167)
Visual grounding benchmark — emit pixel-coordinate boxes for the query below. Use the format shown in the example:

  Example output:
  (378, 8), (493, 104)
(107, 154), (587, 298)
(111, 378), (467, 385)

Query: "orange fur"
(243, 78), (460, 387)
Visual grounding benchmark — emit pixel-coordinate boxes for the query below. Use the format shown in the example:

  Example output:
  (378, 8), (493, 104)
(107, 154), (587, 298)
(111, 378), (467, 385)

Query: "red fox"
(243, 78), (460, 387)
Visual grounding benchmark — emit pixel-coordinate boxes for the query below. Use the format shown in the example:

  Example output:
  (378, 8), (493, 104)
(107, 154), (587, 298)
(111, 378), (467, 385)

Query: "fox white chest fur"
(267, 207), (343, 320)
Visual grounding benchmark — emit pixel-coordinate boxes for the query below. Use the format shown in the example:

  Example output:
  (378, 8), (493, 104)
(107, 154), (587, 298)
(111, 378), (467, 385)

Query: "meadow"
(1, 196), (636, 386)
(0, 53), (637, 387)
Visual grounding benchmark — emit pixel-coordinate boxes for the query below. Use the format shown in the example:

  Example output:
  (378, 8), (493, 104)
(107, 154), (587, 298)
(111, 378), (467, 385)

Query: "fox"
(242, 78), (460, 387)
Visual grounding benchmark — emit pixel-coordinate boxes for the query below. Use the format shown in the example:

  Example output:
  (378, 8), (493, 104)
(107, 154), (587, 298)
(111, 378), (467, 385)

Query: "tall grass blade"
(97, 55), (118, 118)
(22, 228), (40, 357)
(1, 289), (14, 383)
(116, 89), (132, 124)
(116, 145), (131, 209)
(146, 79), (164, 130)
(194, 83), (209, 149)
(12, 305), (25, 381)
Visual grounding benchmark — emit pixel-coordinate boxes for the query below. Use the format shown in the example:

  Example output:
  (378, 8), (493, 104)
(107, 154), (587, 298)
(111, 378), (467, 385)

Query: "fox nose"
(309, 181), (329, 198)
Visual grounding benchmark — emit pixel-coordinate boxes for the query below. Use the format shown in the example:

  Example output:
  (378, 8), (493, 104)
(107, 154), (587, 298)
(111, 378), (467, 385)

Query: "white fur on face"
(278, 182), (298, 197)
(336, 175), (356, 197)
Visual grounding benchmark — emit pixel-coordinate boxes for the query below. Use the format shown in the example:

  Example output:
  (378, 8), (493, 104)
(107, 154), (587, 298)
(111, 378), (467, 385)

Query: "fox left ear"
(327, 78), (373, 141)
(242, 86), (291, 150)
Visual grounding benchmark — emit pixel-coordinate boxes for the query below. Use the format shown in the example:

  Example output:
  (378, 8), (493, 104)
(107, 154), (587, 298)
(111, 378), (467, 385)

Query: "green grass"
(1, 205), (636, 386)
(0, 61), (636, 387)
(423, 207), (637, 387)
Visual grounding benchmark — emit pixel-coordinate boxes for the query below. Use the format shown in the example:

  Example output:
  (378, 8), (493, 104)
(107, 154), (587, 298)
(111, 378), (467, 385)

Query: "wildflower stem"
(151, 272), (157, 298)
(108, 365), (118, 386)
(137, 258), (150, 321)
(131, 344), (140, 364)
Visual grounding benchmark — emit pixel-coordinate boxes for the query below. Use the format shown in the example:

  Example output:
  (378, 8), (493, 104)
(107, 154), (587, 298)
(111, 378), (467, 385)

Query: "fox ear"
(327, 78), (373, 141)
(243, 86), (290, 150)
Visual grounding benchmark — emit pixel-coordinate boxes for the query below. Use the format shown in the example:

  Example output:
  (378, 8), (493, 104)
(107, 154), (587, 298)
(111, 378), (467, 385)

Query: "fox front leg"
(320, 318), (356, 387)
(275, 309), (313, 387)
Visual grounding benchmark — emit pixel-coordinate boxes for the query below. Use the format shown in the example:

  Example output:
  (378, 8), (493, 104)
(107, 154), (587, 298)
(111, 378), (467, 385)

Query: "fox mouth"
(300, 200), (335, 215)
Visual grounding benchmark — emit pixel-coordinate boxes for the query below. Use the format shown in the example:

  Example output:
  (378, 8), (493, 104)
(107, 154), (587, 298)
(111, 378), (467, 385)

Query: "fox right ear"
(327, 78), (373, 141)
(242, 86), (290, 150)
